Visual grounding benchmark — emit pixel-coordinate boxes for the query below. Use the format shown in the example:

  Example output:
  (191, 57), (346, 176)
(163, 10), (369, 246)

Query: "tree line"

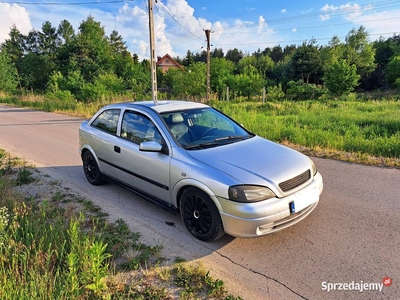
(0, 15), (400, 102)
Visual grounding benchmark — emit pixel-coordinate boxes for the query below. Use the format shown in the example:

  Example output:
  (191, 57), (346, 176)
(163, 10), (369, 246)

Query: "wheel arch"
(173, 179), (224, 213)
(80, 145), (103, 172)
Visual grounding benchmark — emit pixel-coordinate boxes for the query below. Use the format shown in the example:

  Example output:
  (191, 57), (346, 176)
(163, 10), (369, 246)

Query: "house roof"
(156, 54), (184, 71)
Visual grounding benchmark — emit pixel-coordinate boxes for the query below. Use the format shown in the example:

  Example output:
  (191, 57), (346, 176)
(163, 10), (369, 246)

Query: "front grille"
(279, 169), (311, 192)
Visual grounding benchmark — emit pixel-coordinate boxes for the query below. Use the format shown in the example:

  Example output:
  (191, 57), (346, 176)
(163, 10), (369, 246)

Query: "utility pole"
(205, 29), (211, 103)
(148, 0), (158, 104)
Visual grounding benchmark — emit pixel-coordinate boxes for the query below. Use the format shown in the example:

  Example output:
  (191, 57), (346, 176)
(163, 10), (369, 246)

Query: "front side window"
(91, 109), (120, 134)
(121, 111), (162, 145)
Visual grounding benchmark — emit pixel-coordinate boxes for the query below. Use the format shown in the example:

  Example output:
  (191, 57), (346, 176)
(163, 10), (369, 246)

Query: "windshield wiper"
(185, 135), (251, 150)
(214, 135), (247, 142)
(185, 141), (220, 150)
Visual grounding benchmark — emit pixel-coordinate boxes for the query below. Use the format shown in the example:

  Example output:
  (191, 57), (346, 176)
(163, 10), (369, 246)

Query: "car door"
(111, 110), (172, 203)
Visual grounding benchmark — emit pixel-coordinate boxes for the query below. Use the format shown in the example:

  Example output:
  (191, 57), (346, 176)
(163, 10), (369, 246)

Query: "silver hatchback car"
(79, 100), (323, 241)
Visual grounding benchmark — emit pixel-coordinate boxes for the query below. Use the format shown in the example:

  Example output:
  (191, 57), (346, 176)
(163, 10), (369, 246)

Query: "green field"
(212, 99), (400, 165)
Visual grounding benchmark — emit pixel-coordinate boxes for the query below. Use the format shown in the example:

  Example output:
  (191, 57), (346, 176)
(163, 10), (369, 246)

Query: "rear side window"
(91, 109), (120, 134)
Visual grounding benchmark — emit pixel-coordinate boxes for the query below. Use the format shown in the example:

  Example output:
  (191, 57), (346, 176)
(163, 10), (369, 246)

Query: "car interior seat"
(168, 113), (189, 141)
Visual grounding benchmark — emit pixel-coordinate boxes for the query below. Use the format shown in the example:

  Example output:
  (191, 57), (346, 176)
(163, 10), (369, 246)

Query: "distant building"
(156, 54), (184, 73)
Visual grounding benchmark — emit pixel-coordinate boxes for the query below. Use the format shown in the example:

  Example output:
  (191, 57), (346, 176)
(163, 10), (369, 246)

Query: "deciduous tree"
(344, 26), (376, 79)
(324, 60), (360, 97)
(0, 49), (18, 92)
(210, 57), (234, 100)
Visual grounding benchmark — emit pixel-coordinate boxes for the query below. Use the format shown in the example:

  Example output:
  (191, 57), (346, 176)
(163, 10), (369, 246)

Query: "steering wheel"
(200, 127), (217, 139)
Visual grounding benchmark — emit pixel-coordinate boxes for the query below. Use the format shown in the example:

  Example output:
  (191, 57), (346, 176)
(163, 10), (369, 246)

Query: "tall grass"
(0, 193), (111, 298)
(0, 150), (134, 299)
(0, 150), (243, 299)
(213, 100), (400, 160)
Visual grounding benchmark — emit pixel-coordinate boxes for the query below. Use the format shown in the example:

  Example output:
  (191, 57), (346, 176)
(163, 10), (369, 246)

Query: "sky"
(0, 0), (399, 60)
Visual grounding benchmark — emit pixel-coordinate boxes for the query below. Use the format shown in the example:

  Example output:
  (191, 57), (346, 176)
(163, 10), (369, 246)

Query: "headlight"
(310, 159), (317, 176)
(228, 185), (276, 203)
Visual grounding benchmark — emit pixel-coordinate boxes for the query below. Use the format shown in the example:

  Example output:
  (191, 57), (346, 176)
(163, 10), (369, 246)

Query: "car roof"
(106, 100), (209, 114)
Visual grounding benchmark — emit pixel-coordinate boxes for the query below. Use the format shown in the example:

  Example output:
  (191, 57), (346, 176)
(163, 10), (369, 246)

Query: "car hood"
(187, 136), (311, 188)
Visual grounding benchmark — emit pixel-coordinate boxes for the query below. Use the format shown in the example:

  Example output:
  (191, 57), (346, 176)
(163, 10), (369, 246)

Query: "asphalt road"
(0, 104), (399, 300)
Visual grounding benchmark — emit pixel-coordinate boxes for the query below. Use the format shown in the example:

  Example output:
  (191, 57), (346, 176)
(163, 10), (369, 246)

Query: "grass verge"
(0, 149), (243, 299)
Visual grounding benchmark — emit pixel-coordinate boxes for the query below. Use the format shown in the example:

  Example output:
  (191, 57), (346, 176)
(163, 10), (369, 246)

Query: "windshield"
(161, 107), (254, 150)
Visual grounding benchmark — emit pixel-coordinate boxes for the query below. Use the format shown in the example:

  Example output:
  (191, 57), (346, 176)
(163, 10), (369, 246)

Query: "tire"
(82, 151), (104, 185)
(180, 187), (225, 242)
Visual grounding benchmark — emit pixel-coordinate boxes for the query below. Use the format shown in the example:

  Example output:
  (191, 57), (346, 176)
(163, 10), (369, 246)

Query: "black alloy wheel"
(180, 187), (225, 242)
(82, 151), (104, 185)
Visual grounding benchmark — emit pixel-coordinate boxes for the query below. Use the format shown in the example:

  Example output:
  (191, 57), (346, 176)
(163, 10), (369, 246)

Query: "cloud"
(117, 4), (149, 36)
(117, 0), (216, 58)
(319, 2), (367, 21)
(116, 4), (153, 58)
(281, 9), (287, 13)
(137, 40), (148, 57)
(119, 1), (279, 57)
(258, 16), (265, 34)
(211, 21), (224, 41)
(346, 10), (400, 39)
(319, 14), (330, 21)
(0, 0), (284, 60)
(321, 4), (336, 12)
(319, 2), (400, 40)
(0, 2), (32, 42)
(165, 0), (219, 56)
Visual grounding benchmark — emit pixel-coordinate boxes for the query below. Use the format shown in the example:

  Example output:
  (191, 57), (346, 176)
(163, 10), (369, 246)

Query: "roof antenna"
(148, 0), (158, 105)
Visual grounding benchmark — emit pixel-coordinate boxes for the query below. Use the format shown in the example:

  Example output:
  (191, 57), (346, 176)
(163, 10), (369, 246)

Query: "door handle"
(114, 145), (121, 153)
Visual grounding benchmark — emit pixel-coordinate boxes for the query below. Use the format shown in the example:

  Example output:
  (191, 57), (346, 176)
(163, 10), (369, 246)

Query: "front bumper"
(218, 172), (323, 238)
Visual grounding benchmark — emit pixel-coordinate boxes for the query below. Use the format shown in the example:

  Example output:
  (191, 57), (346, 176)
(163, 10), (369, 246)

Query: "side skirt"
(102, 174), (179, 215)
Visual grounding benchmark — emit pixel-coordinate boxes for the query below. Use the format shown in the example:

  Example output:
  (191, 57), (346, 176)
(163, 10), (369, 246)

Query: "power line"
(154, 1), (204, 41)
(1, 0), (135, 5)
(159, 13), (400, 54)
(212, 31), (400, 48)
(4, 0), (399, 56)
(152, 0), (400, 54)
(214, 16), (400, 36)
(259, 0), (400, 25)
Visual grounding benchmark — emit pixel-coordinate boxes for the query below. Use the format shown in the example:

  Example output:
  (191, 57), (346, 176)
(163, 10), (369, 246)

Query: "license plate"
(291, 188), (319, 213)
(289, 201), (295, 214)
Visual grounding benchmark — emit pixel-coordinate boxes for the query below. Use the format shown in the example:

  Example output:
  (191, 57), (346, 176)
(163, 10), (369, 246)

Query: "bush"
(79, 82), (107, 103)
(95, 73), (126, 94)
(75, 73), (127, 102)
(385, 56), (400, 87)
(286, 80), (327, 100)
(395, 78), (400, 90)
(45, 90), (77, 110)
(267, 84), (285, 101)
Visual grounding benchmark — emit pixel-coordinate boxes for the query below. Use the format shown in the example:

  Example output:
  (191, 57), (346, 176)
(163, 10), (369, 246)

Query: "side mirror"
(139, 141), (163, 152)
